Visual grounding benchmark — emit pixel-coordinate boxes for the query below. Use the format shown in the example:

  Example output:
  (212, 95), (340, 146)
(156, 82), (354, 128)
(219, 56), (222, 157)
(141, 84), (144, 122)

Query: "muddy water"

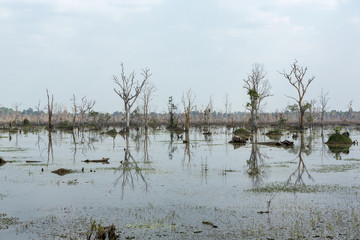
(1, 127), (360, 239)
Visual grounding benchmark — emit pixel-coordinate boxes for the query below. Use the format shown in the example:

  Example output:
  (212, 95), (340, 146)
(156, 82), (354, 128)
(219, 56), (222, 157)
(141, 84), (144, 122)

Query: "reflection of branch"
(168, 133), (177, 160)
(114, 147), (148, 199)
(47, 131), (54, 163)
(247, 134), (268, 185)
(287, 148), (314, 186)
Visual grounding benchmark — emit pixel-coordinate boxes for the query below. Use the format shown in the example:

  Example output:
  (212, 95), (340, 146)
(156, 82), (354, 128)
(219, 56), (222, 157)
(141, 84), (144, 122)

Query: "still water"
(1, 126), (360, 239)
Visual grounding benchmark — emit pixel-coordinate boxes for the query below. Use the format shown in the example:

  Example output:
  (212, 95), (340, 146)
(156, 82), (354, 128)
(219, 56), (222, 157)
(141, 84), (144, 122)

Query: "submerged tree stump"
(82, 158), (110, 164)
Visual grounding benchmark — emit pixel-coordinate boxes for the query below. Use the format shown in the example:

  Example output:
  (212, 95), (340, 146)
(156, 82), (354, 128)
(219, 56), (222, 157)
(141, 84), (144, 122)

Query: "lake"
(1, 126), (360, 239)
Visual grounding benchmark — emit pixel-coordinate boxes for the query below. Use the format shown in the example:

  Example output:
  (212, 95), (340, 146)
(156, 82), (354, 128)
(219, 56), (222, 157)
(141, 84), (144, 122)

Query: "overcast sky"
(0, 0), (359, 114)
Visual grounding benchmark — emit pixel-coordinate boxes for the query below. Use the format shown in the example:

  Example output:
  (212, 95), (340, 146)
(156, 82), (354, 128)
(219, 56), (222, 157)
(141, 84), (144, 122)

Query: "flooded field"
(1, 126), (360, 239)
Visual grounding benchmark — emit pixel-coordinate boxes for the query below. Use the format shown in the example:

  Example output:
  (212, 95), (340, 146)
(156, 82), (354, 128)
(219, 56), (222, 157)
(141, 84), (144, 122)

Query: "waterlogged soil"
(0, 127), (360, 239)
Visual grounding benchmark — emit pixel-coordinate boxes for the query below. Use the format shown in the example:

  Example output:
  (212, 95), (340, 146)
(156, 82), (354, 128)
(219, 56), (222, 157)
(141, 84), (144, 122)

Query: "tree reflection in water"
(247, 131), (267, 186)
(287, 132), (314, 186)
(168, 132), (177, 160)
(114, 134), (148, 199)
(47, 131), (54, 163)
(183, 131), (191, 162)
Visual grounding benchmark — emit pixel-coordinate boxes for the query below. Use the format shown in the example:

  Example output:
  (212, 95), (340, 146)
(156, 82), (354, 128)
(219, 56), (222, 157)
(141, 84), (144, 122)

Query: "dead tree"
(78, 96), (95, 129)
(319, 89), (329, 125)
(46, 89), (54, 129)
(35, 100), (41, 126)
(279, 60), (315, 129)
(182, 89), (195, 132)
(12, 102), (21, 126)
(243, 63), (272, 131)
(140, 82), (156, 130)
(223, 93), (231, 122)
(70, 95), (78, 130)
(113, 63), (151, 133)
(343, 100), (353, 123)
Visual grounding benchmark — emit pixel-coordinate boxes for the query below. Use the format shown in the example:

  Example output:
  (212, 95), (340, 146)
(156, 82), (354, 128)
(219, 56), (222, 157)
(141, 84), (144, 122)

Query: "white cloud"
(274, 0), (340, 10)
(0, 0), (162, 21)
(348, 16), (360, 25)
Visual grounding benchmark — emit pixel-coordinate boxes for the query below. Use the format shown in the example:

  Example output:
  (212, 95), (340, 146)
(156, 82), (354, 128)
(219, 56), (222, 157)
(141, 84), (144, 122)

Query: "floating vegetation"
(312, 163), (360, 173)
(0, 147), (28, 152)
(126, 222), (175, 230)
(246, 182), (360, 193)
(0, 213), (19, 230)
(344, 158), (360, 162)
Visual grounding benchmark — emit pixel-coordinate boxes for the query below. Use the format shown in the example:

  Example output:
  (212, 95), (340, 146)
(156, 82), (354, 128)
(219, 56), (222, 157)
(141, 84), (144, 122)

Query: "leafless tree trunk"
(113, 63), (151, 132)
(12, 102), (21, 126)
(243, 63), (272, 131)
(182, 89), (195, 132)
(343, 100), (353, 123)
(140, 82), (156, 130)
(78, 96), (95, 129)
(46, 89), (54, 129)
(203, 95), (213, 128)
(35, 100), (41, 126)
(319, 89), (329, 125)
(223, 93), (231, 123)
(279, 60), (315, 129)
(70, 95), (78, 130)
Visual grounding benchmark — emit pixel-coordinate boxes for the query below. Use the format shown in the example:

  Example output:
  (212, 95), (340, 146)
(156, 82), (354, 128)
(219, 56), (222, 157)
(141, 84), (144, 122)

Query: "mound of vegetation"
(265, 129), (283, 136)
(233, 128), (251, 136)
(326, 127), (352, 145)
(106, 128), (118, 136)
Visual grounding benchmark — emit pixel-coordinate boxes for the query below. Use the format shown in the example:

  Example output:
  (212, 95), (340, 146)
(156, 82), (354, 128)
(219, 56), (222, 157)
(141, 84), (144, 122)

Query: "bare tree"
(223, 93), (232, 122)
(46, 89), (54, 129)
(113, 63), (151, 132)
(70, 95), (78, 130)
(35, 100), (42, 126)
(12, 102), (21, 126)
(203, 95), (213, 128)
(243, 63), (272, 131)
(182, 89), (196, 132)
(343, 100), (353, 123)
(78, 96), (95, 129)
(140, 82), (156, 130)
(279, 60), (315, 129)
(319, 89), (329, 125)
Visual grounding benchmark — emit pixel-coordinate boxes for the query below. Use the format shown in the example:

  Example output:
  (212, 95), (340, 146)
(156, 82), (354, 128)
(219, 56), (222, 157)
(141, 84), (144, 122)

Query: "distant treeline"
(0, 106), (358, 128)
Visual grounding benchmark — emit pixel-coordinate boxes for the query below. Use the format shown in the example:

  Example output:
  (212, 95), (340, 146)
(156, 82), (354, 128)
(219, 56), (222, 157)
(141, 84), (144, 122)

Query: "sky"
(0, 0), (359, 114)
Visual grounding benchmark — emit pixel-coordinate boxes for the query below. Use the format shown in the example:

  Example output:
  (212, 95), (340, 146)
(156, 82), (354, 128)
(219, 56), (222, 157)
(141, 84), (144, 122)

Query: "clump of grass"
(312, 163), (360, 173)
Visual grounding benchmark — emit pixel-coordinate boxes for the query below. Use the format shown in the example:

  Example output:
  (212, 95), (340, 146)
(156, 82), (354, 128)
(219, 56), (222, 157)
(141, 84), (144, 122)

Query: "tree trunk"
(125, 105), (130, 132)
(300, 107), (305, 129)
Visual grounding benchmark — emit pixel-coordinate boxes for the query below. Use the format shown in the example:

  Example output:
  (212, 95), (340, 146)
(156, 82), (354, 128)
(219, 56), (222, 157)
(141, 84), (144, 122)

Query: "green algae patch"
(312, 163), (360, 173)
(246, 182), (360, 193)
